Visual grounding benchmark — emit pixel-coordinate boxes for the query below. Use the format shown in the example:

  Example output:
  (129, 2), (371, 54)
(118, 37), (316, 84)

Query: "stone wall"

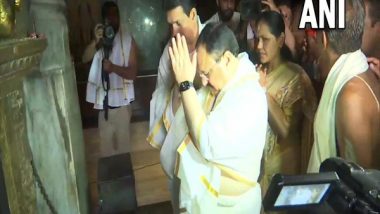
(28, 0), (88, 213)
(0, 0), (88, 213)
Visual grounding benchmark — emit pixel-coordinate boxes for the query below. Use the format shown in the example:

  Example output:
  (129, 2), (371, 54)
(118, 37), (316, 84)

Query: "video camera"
(263, 158), (380, 214)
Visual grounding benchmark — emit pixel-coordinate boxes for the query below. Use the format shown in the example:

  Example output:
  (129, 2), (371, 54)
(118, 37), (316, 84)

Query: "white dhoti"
(176, 136), (262, 214)
(162, 88), (213, 213)
(216, 186), (261, 213)
(175, 53), (268, 214)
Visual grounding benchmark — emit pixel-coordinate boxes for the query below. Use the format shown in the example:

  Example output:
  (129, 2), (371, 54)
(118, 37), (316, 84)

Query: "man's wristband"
(179, 81), (194, 92)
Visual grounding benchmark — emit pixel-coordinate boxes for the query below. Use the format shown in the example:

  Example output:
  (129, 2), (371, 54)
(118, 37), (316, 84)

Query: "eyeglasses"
(200, 57), (221, 79)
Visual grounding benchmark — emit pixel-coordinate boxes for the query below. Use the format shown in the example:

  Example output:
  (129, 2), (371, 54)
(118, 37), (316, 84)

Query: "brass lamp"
(15, 0), (21, 10)
(0, 0), (15, 37)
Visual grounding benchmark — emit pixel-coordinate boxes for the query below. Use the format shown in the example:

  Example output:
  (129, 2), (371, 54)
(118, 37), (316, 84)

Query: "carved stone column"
(1, 0), (88, 213)
(27, 0), (89, 213)
(0, 38), (46, 214)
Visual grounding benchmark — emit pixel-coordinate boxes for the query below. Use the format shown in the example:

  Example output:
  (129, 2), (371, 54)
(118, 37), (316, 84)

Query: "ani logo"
(299, 0), (345, 29)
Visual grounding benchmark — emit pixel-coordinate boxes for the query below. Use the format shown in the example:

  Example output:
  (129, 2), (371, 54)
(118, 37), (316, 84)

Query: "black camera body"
(102, 22), (115, 59)
(321, 158), (380, 213)
(263, 158), (380, 214)
(99, 20), (116, 120)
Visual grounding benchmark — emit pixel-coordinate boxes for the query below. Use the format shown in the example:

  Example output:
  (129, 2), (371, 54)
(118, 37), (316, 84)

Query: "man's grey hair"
(196, 23), (239, 60)
(325, 0), (365, 55)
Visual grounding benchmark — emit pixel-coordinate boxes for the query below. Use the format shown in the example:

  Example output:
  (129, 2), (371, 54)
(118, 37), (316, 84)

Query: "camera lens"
(104, 25), (115, 39)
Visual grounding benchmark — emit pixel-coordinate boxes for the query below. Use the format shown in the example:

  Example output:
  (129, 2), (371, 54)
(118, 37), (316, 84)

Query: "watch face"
(180, 81), (193, 92)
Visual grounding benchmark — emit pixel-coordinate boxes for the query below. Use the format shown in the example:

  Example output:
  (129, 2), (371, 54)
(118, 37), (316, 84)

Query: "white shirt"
(149, 17), (205, 130)
(175, 53), (267, 213)
(195, 53), (267, 181)
(86, 26), (135, 109)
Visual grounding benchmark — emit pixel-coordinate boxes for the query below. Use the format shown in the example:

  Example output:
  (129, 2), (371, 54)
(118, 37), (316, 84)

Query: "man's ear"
(222, 51), (234, 65)
(322, 31), (328, 49)
(189, 8), (197, 20)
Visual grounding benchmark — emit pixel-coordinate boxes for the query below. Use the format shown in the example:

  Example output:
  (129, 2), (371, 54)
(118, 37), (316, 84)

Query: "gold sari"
(260, 62), (317, 197)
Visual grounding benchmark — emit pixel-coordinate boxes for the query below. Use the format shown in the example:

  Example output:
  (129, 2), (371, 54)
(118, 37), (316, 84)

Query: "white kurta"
(205, 12), (241, 32)
(160, 90), (202, 213)
(307, 50), (368, 173)
(160, 101), (188, 178)
(86, 26), (135, 109)
(176, 53), (268, 213)
(148, 17), (205, 146)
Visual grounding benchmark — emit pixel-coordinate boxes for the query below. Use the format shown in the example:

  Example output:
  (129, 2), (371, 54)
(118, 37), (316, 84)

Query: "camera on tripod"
(263, 158), (380, 214)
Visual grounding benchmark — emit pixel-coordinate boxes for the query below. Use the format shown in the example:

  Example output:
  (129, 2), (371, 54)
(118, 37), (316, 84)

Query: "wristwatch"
(179, 81), (194, 92)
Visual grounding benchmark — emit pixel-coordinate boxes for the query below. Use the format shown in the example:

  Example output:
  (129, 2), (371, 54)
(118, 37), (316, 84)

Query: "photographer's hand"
(94, 24), (104, 44)
(82, 24), (104, 63)
(102, 59), (114, 73)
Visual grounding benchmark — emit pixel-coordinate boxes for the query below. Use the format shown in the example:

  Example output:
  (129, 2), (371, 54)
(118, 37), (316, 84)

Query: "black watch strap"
(179, 81), (194, 92)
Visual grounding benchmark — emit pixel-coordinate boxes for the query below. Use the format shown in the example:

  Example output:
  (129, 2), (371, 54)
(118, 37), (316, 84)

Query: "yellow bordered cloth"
(176, 134), (258, 214)
(162, 89), (174, 131)
(176, 134), (221, 214)
(174, 54), (264, 213)
(146, 90), (171, 149)
(86, 26), (135, 110)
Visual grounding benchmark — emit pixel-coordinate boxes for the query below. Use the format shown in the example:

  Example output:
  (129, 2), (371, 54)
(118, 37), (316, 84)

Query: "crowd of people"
(84, 0), (379, 213)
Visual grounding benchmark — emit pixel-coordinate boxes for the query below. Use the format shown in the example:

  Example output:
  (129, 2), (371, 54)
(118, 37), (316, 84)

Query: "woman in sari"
(256, 11), (317, 196)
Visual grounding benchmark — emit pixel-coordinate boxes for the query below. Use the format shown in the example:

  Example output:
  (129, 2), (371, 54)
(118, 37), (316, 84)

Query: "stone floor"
(83, 121), (172, 213)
